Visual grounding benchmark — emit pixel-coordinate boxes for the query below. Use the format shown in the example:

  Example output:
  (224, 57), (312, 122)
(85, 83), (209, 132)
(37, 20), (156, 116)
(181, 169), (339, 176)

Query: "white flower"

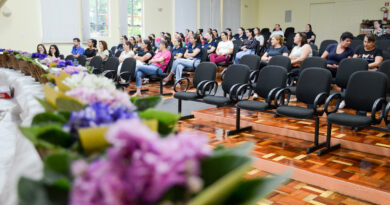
(63, 73), (116, 91)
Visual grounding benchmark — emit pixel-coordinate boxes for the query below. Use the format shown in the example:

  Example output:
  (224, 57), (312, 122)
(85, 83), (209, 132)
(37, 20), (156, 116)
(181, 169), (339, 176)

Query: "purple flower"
(65, 60), (74, 66)
(38, 53), (47, 60)
(57, 60), (66, 68)
(71, 119), (211, 204)
(64, 102), (136, 133)
(31, 52), (40, 58)
(0, 49), (5, 52)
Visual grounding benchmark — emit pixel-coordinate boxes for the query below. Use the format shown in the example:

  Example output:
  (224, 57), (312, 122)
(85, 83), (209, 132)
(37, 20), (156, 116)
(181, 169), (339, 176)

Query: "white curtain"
(199, 0), (220, 32)
(119, 0), (128, 36)
(41, 0), (80, 43)
(222, 0), (241, 31)
(174, 0), (197, 33)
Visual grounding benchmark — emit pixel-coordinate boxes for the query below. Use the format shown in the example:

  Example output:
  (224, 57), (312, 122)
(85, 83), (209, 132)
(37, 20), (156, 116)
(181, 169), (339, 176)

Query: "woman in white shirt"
(117, 41), (135, 79)
(209, 32), (234, 64)
(254, 27), (264, 47)
(289, 32), (312, 73)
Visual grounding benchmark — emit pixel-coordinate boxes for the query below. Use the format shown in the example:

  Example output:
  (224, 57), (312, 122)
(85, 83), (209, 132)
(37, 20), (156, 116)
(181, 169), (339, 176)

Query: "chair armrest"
(196, 80), (208, 96)
(323, 93), (343, 115)
(266, 87), (281, 106)
(384, 102), (390, 126)
(228, 83), (246, 102)
(236, 84), (252, 101)
(92, 68), (102, 74)
(102, 70), (116, 79)
(249, 70), (259, 84)
(118, 71), (131, 81)
(274, 88), (291, 107)
(173, 78), (190, 92)
(371, 97), (386, 124)
(286, 72), (297, 87)
(220, 68), (227, 81)
(313, 92), (328, 115)
(200, 80), (218, 97)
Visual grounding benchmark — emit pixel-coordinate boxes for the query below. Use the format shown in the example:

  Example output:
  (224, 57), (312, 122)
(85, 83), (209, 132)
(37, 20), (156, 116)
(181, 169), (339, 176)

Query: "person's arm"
(259, 36), (264, 47)
(353, 54), (358, 58)
(136, 53), (152, 62)
(369, 56), (383, 69)
(183, 49), (190, 58)
(291, 45), (311, 64)
(321, 50), (329, 59)
(174, 52), (184, 59)
(207, 45), (216, 54)
(261, 52), (269, 61)
(246, 39), (258, 49)
(187, 48), (201, 58)
(101, 53), (107, 61)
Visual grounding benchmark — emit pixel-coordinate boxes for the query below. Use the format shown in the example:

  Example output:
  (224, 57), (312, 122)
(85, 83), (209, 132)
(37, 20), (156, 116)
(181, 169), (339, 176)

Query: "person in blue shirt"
(71, 38), (85, 58)
(321, 32), (354, 77)
(171, 37), (185, 60)
(234, 27), (247, 41)
(163, 34), (202, 87)
(203, 32), (217, 54)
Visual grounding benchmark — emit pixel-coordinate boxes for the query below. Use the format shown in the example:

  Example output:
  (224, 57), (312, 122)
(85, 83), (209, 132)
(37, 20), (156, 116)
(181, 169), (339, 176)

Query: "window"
(89, 0), (109, 37)
(128, 0), (142, 36)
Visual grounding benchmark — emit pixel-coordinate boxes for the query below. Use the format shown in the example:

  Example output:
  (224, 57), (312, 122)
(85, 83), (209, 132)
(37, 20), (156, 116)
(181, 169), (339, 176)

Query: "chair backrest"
(164, 54), (174, 74)
(77, 55), (87, 66)
(103, 57), (120, 71)
(356, 34), (365, 41)
(238, 54), (260, 71)
(378, 59), (390, 93)
(310, 44), (319, 56)
(221, 64), (250, 93)
(300, 56), (327, 70)
(376, 39), (390, 51)
(350, 39), (363, 52)
(65, 55), (74, 61)
(319, 40), (337, 56)
(59, 54), (64, 60)
(345, 71), (388, 112)
(111, 46), (117, 54)
(285, 33), (295, 51)
(284, 27), (295, 37)
(268, 55), (291, 71)
(193, 62), (217, 88)
(200, 48), (208, 62)
(296, 67), (332, 105)
(115, 50), (122, 58)
(90, 56), (103, 69)
(108, 50), (113, 57)
(121, 58), (137, 81)
(335, 58), (368, 89)
(255, 65), (287, 99)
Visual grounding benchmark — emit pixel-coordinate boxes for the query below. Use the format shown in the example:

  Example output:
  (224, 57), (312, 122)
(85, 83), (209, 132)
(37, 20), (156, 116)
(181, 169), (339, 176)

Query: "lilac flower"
(71, 119), (211, 205)
(31, 52), (40, 58)
(64, 102), (136, 133)
(65, 60), (74, 66)
(38, 53), (47, 60)
(65, 87), (134, 109)
(57, 60), (66, 68)
(0, 49), (5, 52)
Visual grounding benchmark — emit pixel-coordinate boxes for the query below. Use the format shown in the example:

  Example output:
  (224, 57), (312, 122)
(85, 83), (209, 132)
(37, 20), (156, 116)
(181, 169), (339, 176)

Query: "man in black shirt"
(353, 33), (383, 70)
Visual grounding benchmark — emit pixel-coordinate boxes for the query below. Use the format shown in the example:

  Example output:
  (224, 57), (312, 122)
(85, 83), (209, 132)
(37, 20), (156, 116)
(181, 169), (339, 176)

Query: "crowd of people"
(34, 23), (388, 96)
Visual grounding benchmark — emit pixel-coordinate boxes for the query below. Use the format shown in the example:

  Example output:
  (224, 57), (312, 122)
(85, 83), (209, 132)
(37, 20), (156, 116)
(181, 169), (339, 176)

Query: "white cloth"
(290, 45), (313, 58)
(270, 30), (284, 38)
(0, 68), (43, 205)
(117, 50), (135, 75)
(217, 41), (234, 55)
(255, 35), (264, 43)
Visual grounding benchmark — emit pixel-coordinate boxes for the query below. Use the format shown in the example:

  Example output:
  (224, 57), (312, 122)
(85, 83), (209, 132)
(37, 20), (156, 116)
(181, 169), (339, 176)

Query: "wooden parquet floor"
(177, 119), (377, 204)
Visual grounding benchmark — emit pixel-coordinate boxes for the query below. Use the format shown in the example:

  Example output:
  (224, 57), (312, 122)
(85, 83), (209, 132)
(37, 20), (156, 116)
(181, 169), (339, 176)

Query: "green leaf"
(18, 177), (51, 205)
(212, 142), (254, 158)
(19, 126), (56, 149)
(42, 152), (72, 191)
(131, 95), (162, 111)
(224, 172), (290, 205)
(36, 97), (56, 112)
(19, 124), (72, 148)
(138, 109), (180, 135)
(32, 112), (67, 126)
(189, 159), (252, 205)
(56, 96), (84, 112)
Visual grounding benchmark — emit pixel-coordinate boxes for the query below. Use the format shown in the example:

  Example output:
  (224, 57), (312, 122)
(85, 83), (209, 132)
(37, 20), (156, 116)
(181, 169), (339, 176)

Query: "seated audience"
(234, 27), (247, 41)
(289, 32), (313, 73)
(226, 28), (233, 40)
(129, 36), (137, 51)
(234, 29), (258, 64)
(48, 45), (60, 58)
(116, 35), (128, 53)
(203, 32), (217, 54)
(305, 24), (316, 44)
(97, 40), (109, 62)
(172, 38), (185, 59)
(134, 39), (154, 65)
(179, 33), (186, 47)
(133, 40), (171, 96)
(261, 35), (289, 63)
(134, 35), (143, 52)
(84, 39), (97, 61)
(37, 44), (47, 55)
(148, 34), (156, 51)
(254, 27), (264, 47)
(117, 41), (135, 82)
(270, 24), (284, 38)
(209, 32), (234, 64)
(185, 29), (190, 44)
(212, 29), (221, 42)
(164, 33), (173, 49)
(321, 32), (354, 77)
(372, 20), (385, 37)
(163, 35), (202, 86)
(71, 38), (85, 58)
(353, 33), (383, 70)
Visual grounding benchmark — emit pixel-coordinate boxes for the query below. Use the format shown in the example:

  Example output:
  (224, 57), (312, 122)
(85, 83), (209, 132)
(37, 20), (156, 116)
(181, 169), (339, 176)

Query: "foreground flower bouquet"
(15, 69), (289, 204)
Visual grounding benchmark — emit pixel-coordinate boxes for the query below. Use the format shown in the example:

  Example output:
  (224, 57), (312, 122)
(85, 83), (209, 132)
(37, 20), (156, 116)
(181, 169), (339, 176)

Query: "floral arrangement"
(41, 57), (74, 68)
(3, 50), (289, 204)
(31, 52), (48, 60)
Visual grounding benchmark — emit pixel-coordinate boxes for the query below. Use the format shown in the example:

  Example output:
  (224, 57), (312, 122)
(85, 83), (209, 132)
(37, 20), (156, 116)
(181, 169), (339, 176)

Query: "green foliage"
(55, 97), (85, 112)
(36, 97), (56, 112)
(138, 109), (180, 136)
(131, 95), (162, 111)
(32, 112), (67, 126)
(19, 124), (72, 148)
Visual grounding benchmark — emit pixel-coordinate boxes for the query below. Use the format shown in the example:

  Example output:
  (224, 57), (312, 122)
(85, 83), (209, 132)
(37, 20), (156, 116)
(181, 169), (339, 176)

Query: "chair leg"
(317, 122), (341, 156)
(227, 107), (252, 136)
(178, 99), (194, 120)
(160, 79), (173, 96)
(306, 117), (326, 154)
